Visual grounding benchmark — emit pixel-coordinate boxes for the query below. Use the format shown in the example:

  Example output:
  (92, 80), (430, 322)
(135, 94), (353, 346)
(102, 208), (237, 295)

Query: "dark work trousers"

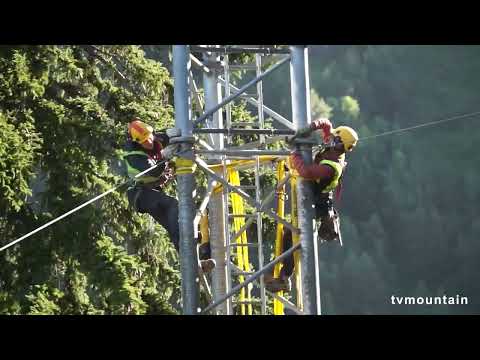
(127, 186), (180, 252)
(279, 192), (332, 278)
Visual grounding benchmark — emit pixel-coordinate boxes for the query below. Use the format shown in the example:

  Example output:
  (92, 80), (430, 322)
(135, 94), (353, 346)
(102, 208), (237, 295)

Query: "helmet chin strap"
(316, 137), (344, 153)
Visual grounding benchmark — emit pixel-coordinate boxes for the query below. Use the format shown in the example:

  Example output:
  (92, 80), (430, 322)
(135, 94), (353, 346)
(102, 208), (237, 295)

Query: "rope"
(358, 111), (480, 141)
(4, 110), (480, 253)
(0, 150), (186, 253)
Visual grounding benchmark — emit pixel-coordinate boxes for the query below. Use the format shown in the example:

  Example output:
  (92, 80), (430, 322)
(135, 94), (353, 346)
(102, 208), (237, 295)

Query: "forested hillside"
(269, 45), (480, 314)
(0, 45), (181, 314)
(0, 45), (478, 314)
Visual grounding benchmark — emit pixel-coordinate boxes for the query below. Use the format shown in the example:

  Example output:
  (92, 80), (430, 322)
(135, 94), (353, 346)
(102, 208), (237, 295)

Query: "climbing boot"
(200, 259), (216, 274)
(318, 209), (341, 243)
(264, 273), (292, 293)
(198, 242), (211, 260)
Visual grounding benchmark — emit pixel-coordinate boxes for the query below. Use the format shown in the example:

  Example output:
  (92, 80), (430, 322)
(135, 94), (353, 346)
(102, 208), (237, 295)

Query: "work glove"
(311, 118), (333, 142)
(161, 144), (180, 160)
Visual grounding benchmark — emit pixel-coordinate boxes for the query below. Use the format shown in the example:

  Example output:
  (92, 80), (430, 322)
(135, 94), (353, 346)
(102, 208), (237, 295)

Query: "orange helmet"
(128, 119), (154, 148)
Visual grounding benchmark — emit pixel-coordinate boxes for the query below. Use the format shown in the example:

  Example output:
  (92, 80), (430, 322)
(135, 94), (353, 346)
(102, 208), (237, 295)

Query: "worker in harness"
(264, 118), (358, 292)
(123, 119), (215, 273)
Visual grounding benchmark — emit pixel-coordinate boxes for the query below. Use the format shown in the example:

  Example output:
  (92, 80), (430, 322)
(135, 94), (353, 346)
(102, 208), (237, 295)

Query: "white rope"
(0, 154), (176, 253)
(359, 111), (480, 141)
(4, 110), (480, 253)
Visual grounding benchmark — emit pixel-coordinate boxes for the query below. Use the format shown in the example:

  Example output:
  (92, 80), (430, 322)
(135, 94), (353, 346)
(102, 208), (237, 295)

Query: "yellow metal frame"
(229, 169), (253, 315)
(203, 155), (302, 315)
(273, 161), (286, 315)
(272, 160), (303, 314)
(290, 174), (303, 311)
(208, 155), (282, 172)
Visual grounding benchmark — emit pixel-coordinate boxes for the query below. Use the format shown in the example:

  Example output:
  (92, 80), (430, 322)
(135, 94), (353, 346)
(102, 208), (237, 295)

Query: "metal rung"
(228, 213), (256, 218)
(228, 64), (257, 70)
(191, 46), (290, 55)
(230, 122), (260, 127)
(239, 93), (258, 99)
(233, 270), (256, 276)
(227, 156), (264, 160)
(228, 243), (258, 248)
(233, 300), (262, 305)
(236, 185), (257, 190)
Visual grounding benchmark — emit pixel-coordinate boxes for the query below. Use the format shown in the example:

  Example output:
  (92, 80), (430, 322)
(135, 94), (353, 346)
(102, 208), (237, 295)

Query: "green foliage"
(0, 45), (180, 315)
(26, 284), (64, 315)
(3, 45), (479, 315)
(310, 88), (333, 119)
(339, 96), (360, 120)
(0, 112), (42, 212)
(262, 45), (480, 314)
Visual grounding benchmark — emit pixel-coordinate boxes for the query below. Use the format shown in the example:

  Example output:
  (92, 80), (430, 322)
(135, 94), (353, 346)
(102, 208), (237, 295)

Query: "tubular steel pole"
(172, 45), (200, 315)
(290, 45), (321, 315)
(203, 50), (224, 150)
(203, 48), (230, 315)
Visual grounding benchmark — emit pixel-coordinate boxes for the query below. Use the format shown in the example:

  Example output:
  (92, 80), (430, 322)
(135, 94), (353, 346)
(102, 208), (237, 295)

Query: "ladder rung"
(233, 270), (256, 276)
(238, 93), (258, 99)
(190, 46), (290, 55)
(228, 64), (257, 70)
(233, 300), (261, 305)
(236, 185), (257, 190)
(228, 243), (258, 247)
(230, 122), (260, 127)
(226, 156), (264, 160)
(228, 213), (256, 218)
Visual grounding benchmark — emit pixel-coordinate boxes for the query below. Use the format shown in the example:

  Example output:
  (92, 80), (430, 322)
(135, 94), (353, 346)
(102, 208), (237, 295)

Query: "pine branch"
(80, 45), (127, 80)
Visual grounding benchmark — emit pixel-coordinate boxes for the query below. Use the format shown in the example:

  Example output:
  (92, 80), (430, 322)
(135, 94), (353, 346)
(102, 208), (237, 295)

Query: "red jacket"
(291, 151), (345, 201)
(292, 118), (335, 180)
(291, 152), (335, 181)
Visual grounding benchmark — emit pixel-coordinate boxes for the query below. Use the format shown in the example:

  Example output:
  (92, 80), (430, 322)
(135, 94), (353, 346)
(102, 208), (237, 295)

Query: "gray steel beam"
(290, 45), (321, 315)
(201, 243), (301, 314)
(230, 216), (256, 244)
(196, 149), (291, 157)
(193, 128), (294, 136)
(228, 135), (289, 151)
(217, 78), (296, 131)
(193, 56), (291, 127)
(195, 157), (299, 234)
(203, 50), (224, 151)
(197, 139), (214, 150)
(172, 45), (200, 315)
(191, 46), (290, 54)
(190, 53), (210, 73)
(203, 47), (230, 315)
(265, 290), (304, 315)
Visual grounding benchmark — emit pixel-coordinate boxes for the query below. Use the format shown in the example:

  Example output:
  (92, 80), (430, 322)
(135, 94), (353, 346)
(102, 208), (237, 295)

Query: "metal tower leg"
(180, 45), (311, 316)
(172, 45), (200, 315)
(255, 53), (267, 315)
(203, 48), (231, 315)
(289, 45), (321, 315)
